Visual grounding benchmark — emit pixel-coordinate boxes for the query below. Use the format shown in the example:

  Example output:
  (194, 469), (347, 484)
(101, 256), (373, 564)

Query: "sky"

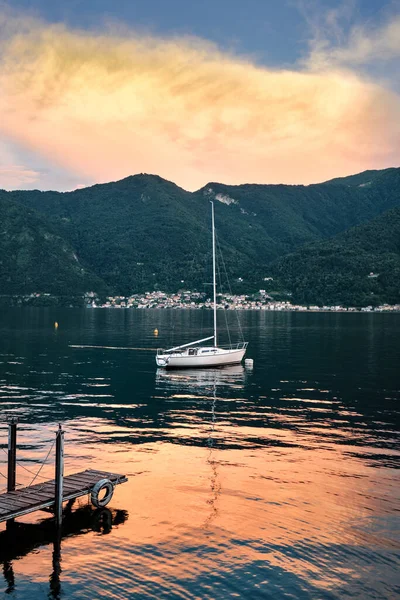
(0, 0), (399, 191)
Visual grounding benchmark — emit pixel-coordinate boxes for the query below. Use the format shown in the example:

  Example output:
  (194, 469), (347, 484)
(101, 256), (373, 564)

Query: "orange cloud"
(0, 17), (399, 190)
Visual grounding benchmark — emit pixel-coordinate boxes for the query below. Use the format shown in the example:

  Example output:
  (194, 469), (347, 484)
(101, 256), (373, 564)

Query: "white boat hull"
(156, 346), (246, 369)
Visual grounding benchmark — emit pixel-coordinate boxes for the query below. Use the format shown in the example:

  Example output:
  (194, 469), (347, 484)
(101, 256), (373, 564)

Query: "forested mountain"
(2, 175), (208, 294)
(199, 168), (400, 253)
(323, 167), (398, 187)
(0, 167), (399, 304)
(272, 207), (400, 306)
(0, 196), (105, 295)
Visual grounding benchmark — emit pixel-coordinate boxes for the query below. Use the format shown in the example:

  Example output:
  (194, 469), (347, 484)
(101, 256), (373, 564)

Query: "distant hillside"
(2, 175), (224, 294)
(0, 167), (399, 303)
(197, 167), (400, 247)
(323, 168), (398, 187)
(0, 197), (106, 296)
(272, 206), (400, 306)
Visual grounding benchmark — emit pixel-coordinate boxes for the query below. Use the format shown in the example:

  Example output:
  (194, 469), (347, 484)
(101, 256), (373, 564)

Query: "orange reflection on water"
(1, 364), (398, 599)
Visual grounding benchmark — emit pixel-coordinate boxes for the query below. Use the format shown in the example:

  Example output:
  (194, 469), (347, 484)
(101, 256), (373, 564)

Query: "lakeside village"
(84, 290), (400, 312)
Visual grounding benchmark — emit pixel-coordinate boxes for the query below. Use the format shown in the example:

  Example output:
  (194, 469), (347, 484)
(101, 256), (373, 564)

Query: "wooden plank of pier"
(0, 469), (127, 523)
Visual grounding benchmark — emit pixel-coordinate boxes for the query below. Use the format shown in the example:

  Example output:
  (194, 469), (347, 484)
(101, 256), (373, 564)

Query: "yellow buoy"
(54, 322), (59, 329)
(153, 328), (159, 336)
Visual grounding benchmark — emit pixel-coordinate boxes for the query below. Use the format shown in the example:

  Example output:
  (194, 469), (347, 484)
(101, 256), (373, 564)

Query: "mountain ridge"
(0, 167), (399, 305)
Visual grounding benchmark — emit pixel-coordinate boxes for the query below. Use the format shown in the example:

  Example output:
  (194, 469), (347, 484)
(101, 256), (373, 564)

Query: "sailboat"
(156, 202), (248, 369)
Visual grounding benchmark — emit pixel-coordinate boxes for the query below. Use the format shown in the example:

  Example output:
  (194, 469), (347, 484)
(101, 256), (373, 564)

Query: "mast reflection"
(155, 365), (246, 528)
(204, 384), (221, 529)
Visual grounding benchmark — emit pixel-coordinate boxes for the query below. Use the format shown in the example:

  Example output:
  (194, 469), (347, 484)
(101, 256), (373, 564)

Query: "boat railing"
(157, 341), (247, 355)
(217, 342), (248, 350)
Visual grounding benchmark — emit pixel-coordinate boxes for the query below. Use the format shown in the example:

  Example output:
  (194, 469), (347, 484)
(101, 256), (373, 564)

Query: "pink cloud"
(0, 17), (398, 191)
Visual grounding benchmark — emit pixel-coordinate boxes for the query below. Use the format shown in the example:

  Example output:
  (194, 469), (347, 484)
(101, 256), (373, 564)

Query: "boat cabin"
(188, 347), (218, 356)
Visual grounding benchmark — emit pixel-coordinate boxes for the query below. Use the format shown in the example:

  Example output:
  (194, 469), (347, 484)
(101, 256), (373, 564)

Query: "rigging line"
(214, 235), (223, 332)
(200, 284), (205, 337)
(216, 236), (232, 347)
(215, 231), (245, 343)
(215, 233), (234, 345)
(215, 233), (230, 345)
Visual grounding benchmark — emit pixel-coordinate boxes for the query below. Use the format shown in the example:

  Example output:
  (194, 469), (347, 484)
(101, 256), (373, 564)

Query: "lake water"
(0, 308), (399, 600)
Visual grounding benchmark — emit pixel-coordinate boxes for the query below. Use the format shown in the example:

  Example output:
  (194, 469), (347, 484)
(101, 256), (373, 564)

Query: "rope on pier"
(0, 467), (8, 494)
(0, 437), (56, 491)
(0, 447), (10, 493)
(28, 439), (56, 487)
(1, 447), (48, 480)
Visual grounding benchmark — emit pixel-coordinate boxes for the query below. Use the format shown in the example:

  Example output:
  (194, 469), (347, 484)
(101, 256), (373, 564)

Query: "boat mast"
(211, 201), (217, 346)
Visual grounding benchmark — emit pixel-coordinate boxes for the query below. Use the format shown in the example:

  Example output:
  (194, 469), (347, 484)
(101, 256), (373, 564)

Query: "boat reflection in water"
(156, 364), (247, 529)
(155, 363), (247, 392)
(0, 502), (128, 599)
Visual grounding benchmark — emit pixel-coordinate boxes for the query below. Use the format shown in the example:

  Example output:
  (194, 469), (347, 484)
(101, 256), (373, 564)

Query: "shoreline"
(1, 293), (399, 312)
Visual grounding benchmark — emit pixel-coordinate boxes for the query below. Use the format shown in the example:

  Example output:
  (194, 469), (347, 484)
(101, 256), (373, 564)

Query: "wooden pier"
(0, 420), (128, 525)
(0, 469), (127, 524)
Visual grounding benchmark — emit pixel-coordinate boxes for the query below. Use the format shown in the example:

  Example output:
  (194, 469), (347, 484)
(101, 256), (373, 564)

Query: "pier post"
(50, 526), (62, 598)
(54, 425), (64, 527)
(7, 419), (17, 493)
